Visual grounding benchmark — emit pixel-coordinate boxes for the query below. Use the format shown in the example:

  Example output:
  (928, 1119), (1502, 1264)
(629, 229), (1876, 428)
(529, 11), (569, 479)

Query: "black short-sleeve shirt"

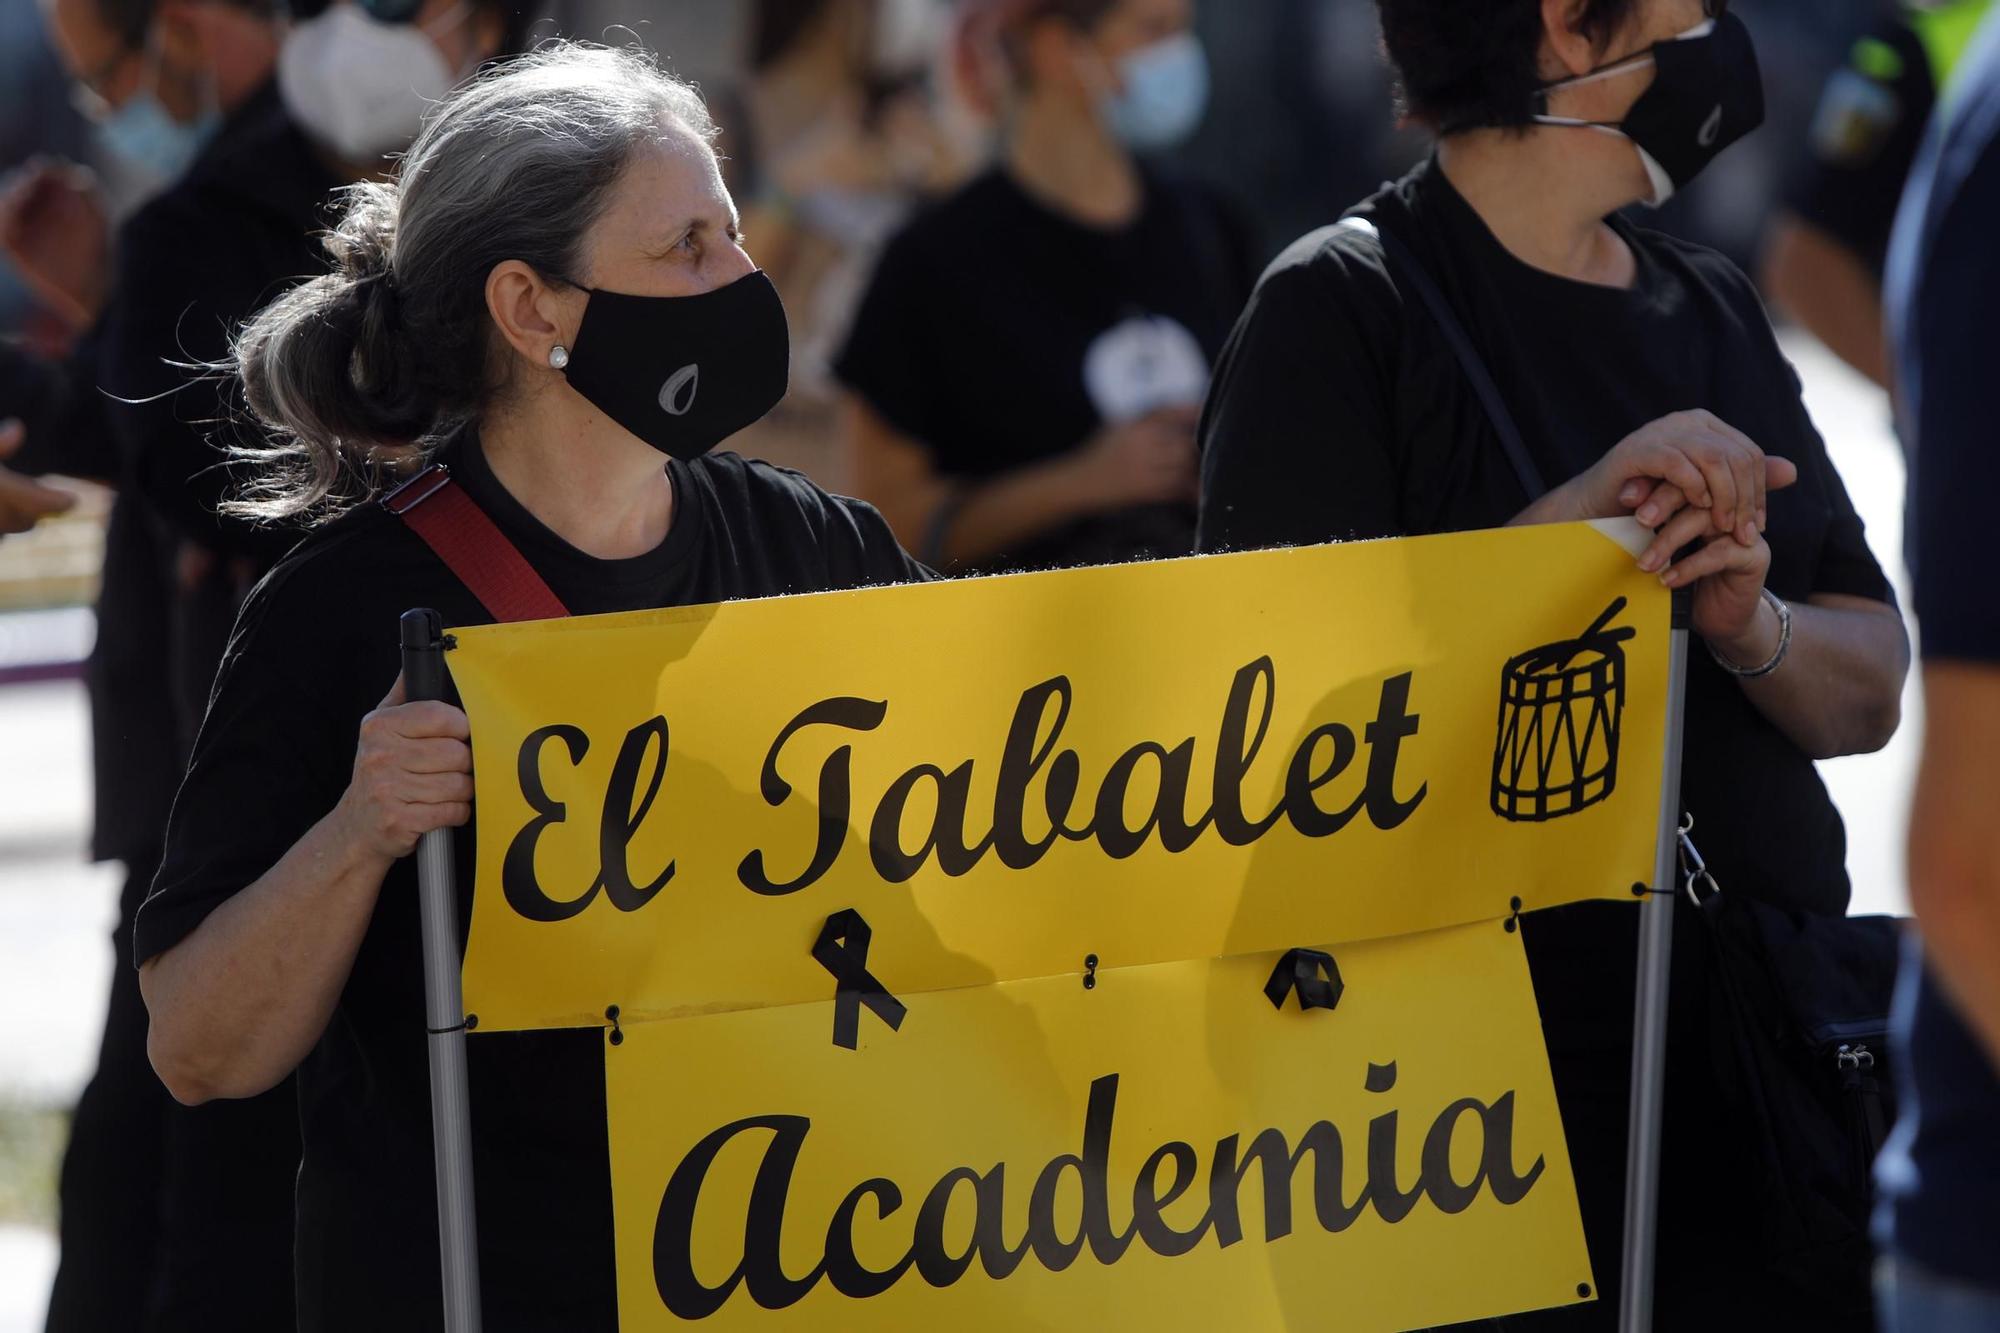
(834, 165), (1257, 571)
(1198, 157), (1893, 919)
(137, 442), (926, 1330)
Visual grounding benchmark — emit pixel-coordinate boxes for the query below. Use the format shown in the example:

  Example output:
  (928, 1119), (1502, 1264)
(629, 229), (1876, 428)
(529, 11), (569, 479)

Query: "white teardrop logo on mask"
(659, 364), (700, 416)
(1698, 105), (1723, 147)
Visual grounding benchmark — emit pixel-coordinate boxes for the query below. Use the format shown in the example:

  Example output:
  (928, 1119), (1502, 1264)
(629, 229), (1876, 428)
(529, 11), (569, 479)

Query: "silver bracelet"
(1706, 588), (1792, 678)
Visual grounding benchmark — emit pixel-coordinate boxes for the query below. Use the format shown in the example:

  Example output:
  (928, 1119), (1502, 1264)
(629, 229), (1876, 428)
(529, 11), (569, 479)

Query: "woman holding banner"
(132, 43), (926, 1329)
(1197, 0), (1909, 1324)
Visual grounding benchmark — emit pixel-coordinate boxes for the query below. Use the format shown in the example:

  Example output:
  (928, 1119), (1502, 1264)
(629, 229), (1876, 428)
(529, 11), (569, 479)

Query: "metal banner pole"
(1617, 589), (1691, 1332)
(401, 608), (483, 1333)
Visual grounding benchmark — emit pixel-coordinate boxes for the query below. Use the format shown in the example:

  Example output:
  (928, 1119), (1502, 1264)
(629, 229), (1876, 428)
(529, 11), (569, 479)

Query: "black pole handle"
(1669, 586), (1694, 632)
(400, 608), (447, 704)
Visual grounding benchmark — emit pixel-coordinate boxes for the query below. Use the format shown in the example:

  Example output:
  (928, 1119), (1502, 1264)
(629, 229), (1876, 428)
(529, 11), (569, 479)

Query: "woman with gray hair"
(132, 41), (925, 1328)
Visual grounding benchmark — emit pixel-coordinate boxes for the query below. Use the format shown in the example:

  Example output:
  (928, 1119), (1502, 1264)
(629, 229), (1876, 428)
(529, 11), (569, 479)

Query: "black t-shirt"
(1198, 156), (1893, 919)
(136, 442), (926, 1330)
(834, 164), (1258, 571)
(1783, 14), (1940, 273)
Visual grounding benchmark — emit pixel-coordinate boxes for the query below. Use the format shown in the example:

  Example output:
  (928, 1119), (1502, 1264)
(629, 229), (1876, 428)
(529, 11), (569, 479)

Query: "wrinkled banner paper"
(447, 521), (1667, 1330)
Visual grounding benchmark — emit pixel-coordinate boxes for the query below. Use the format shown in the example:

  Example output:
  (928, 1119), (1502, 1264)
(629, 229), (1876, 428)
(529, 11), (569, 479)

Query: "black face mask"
(1533, 11), (1765, 205)
(560, 269), (790, 461)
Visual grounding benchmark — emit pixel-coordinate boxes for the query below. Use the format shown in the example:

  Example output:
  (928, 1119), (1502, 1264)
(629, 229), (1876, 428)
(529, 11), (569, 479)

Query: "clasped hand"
(1541, 409), (1798, 658)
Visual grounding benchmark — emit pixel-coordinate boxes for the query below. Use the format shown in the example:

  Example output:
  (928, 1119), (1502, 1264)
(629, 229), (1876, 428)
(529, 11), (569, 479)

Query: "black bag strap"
(1338, 216), (1548, 503)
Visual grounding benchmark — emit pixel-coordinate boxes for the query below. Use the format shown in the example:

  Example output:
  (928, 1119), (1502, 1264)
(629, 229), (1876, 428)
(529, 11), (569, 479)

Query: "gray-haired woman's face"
(569, 121), (756, 301)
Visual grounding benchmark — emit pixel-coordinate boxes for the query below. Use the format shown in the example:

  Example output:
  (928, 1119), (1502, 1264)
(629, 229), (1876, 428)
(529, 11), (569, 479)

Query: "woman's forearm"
(1715, 593), (1909, 759)
(938, 454), (1098, 566)
(139, 797), (395, 1104)
(1761, 215), (1890, 389)
(845, 394), (1194, 568)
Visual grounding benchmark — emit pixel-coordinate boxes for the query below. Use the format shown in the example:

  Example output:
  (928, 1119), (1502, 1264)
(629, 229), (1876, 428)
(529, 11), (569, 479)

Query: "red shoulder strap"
(381, 464), (571, 623)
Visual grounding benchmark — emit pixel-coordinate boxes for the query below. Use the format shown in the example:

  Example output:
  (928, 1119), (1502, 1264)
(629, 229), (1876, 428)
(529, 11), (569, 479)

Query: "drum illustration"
(1490, 598), (1636, 823)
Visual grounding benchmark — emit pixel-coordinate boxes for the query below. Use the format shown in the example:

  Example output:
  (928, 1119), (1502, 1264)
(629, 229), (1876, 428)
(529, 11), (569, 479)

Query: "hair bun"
(357, 266), (402, 335)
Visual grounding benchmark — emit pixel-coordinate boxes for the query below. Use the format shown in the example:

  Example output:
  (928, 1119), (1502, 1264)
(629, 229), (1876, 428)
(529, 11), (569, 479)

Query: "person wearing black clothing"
(1199, 0), (1908, 1323)
(1875, 12), (2000, 1325)
(0, 420), (74, 532)
(2, 1), (306, 1327)
(86, 90), (340, 1333)
(834, 0), (1256, 572)
(10, 1), (524, 1325)
(134, 45), (927, 1328)
(104, 0), (527, 727)
(1761, 0), (1993, 388)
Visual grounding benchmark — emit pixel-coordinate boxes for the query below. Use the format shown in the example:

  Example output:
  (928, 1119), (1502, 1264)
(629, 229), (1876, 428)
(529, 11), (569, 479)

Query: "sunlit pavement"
(1791, 332), (1918, 923)
(0, 1227), (56, 1331)
(0, 671), (117, 1332)
(0, 333), (1919, 1328)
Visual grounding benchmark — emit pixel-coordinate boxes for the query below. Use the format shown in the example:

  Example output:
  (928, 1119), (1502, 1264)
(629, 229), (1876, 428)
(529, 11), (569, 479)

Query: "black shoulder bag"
(1346, 212), (1901, 1316)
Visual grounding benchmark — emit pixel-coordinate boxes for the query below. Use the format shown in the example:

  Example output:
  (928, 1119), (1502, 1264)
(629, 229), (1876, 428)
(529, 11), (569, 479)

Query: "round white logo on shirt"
(1082, 314), (1210, 424)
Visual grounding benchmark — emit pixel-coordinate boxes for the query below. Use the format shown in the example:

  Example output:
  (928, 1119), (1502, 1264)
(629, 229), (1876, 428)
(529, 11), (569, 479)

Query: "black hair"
(1019, 0), (1122, 27)
(283, 0), (533, 55)
(92, 0), (155, 48)
(1374, 0), (1643, 130)
(997, 0), (1122, 79)
(750, 0), (833, 72)
(1011, 0), (1122, 42)
(95, 0), (280, 48)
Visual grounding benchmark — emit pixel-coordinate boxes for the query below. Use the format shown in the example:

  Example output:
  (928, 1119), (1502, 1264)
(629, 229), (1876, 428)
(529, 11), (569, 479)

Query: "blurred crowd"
(1, 0), (1996, 1331)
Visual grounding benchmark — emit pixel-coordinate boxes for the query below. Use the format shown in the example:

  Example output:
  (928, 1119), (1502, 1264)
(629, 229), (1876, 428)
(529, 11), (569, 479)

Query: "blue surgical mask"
(93, 36), (219, 180)
(98, 92), (217, 179)
(1098, 31), (1209, 151)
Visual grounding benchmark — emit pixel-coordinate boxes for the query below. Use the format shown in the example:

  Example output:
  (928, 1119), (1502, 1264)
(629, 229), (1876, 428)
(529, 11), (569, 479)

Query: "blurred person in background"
(1168, 0), (1419, 262)
(140, 0), (525, 700)
(0, 0), (95, 343)
(834, 0), (1256, 572)
(3, 3), (296, 1325)
(1199, 0), (1908, 1323)
(1761, 0), (1993, 388)
(1874, 9), (2000, 1328)
(0, 0), (519, 1326)
(0, 419), (76, 533)
(0, 0), (104, 531)
(716, 0), (976, 482)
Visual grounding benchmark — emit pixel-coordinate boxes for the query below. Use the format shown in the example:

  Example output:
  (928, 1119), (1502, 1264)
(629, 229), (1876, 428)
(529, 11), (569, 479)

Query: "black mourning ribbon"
(811, 908), (907, 1050)
(1264, 948), (1345, 1013)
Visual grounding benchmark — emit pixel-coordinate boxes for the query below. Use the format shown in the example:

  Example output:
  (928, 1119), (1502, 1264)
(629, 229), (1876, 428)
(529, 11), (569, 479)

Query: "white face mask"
(278, 1), (472, 162)
(870, 0), (940, 77)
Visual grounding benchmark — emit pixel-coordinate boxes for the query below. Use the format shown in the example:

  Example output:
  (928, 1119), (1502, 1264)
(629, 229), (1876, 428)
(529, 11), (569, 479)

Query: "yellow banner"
(449, 521), (1665, 1033)
(604, 920), (1594, 1330)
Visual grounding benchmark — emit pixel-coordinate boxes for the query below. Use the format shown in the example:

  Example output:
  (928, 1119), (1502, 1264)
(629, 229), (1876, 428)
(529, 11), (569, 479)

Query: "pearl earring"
(548, 344), (570, 370)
